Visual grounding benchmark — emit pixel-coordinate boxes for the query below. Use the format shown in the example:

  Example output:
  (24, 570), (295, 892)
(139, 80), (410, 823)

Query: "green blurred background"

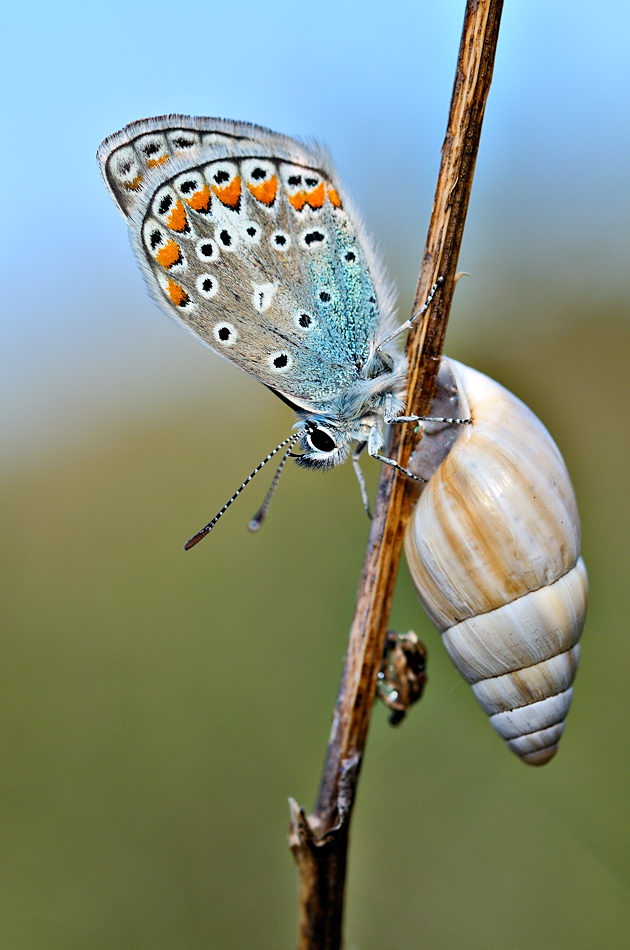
(3, 2), (628, 947)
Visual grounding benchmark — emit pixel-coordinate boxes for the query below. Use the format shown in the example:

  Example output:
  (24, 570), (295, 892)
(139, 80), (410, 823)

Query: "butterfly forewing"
(98, 116), (392, 411)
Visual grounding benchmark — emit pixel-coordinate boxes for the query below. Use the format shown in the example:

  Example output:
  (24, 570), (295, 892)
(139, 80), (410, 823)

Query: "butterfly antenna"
(184, 429), (307, 550)
(378, 277), (444, 350)
(248, 442), (293, 532)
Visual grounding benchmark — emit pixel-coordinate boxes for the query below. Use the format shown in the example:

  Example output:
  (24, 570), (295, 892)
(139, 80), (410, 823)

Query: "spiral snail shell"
(404, 358), (587, 765)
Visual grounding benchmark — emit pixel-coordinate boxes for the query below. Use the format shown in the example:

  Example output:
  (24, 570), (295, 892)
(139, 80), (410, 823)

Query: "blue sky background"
(2, 0), (628, 463)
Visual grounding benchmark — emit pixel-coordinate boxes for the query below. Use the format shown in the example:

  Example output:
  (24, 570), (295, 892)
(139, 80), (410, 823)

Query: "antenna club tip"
(181, 429), (304, 550)
(183, 532), (206, 550)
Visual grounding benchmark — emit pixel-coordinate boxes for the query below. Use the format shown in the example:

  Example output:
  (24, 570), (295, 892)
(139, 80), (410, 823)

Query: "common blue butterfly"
(98, 116), (445, 544)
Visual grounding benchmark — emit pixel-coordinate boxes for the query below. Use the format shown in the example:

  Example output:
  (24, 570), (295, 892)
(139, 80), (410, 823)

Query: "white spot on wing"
(213, 322), (237, 346)
(196, 273), (218, 299)
(269, 351), (293, 372)
(252, 282), (278, 313)
(270, 230), (291, 251)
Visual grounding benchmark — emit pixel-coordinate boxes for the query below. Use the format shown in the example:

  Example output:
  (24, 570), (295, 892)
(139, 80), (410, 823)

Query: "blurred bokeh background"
(3, 2), (628, 947)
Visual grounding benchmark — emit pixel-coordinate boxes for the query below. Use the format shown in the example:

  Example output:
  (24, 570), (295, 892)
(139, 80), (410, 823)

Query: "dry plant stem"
(289, 2), (505, 947)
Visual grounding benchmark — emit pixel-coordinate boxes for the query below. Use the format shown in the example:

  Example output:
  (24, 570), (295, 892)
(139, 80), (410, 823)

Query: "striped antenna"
(184, 428), (308, 550)
(248, 442), (294, 532)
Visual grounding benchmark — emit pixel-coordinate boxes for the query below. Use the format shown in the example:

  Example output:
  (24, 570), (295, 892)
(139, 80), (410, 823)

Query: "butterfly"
(97, 116), (446, 545)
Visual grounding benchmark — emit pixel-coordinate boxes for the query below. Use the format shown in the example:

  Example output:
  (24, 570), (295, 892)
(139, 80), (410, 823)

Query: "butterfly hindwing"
(98, 116), (395, 411)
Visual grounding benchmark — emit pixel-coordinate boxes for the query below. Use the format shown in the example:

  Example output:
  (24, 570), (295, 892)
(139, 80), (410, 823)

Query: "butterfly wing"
(98, 116), (396, 413)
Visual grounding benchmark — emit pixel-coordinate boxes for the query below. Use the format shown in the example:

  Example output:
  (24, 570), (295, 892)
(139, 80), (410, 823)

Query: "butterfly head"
(293, 419), (352, 470)
(293, 405), (389, 469)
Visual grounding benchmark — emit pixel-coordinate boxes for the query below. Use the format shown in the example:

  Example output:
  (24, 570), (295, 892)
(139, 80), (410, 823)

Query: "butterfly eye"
(307, 426), (337, 454)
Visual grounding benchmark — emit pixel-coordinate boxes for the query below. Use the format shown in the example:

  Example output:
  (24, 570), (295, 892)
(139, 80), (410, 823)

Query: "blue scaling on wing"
(302, 215), (382, 371)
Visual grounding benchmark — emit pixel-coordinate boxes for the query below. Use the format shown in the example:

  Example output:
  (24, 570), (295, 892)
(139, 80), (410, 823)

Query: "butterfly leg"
(383, 393), (470, 426)
(370, 452), (426, 481)
(367, 425), (426, 482)
(352, 442), (372, 518)
(385, 412), (472, 425)
(377, 278), (444, 350)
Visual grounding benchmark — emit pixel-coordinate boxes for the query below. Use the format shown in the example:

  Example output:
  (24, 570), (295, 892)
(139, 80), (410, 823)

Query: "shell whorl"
(404, 358), (587, 765)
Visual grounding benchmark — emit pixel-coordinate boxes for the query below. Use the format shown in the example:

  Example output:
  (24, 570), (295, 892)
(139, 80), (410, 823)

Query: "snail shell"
(404, 358), (587, 765)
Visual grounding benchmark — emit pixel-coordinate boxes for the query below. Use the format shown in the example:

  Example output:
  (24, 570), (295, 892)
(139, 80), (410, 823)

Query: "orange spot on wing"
(247, 175), (278, 205)
(306, 181), (325, 208)
(166, 199), (188, 232)
(166, 278), (190, 308)
(147, 154), (169, 168)
(327, 186), (342, 208)
(155, 239), (181, 269)
(212, 176), (241, 208)
(288, 190), (307, 211)
(185, 184), (211, 212)
(288, 181), (326, 211)
(124, 174), (143, 191)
